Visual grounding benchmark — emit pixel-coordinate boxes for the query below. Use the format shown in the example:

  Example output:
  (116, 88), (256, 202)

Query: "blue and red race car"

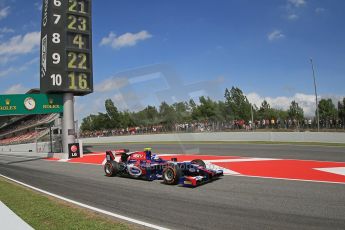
(104, 148), (223, 187)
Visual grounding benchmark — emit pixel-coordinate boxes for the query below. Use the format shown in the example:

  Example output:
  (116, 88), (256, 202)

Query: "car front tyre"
(163, 166), (182, 185)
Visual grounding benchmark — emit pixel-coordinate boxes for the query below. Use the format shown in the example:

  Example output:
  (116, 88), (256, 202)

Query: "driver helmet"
(144, 147), (152, 160)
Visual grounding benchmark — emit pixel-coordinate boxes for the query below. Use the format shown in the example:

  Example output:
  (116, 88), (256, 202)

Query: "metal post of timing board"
(62, 93), (75, 154)
(49, 125), (53, 153)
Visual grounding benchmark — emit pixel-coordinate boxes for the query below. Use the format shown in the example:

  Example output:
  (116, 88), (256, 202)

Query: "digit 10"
(69, 73), (88, 90)
(51, 74), (62, 86)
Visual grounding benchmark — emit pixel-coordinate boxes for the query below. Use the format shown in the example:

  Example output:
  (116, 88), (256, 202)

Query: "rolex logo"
(49, 98), (54, 105)
(5, 99), (10, 105)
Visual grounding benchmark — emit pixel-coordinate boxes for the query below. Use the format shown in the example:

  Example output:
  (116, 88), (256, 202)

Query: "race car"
(103, 148), (223, 187)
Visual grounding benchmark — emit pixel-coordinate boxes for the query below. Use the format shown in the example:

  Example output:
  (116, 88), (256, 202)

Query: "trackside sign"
(68, 143), (80, 158)
(0, 94), (63, 116)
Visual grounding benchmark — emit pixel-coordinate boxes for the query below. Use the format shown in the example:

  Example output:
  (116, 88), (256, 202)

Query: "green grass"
(0, 178), (130, 230)
(85, 141), (345, 147)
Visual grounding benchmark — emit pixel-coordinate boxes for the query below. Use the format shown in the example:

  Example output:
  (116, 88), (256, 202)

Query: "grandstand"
(0, 89), (62, 150)
(0, 114), (59, 145)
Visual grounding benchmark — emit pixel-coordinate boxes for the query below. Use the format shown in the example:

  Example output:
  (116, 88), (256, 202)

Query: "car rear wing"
(106, 149), (131, 162)
(105, 151), (115, 162)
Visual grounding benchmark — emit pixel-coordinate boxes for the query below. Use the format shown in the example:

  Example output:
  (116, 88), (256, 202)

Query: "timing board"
(40, 0), (93, 96)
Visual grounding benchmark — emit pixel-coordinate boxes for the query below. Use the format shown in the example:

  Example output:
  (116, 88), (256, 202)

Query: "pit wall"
(81, 132), (345, 144)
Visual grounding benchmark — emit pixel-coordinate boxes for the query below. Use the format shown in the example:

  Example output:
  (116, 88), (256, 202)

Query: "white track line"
(0, 174), (170, 230)
(58, 159), (69, 162)
(314, 167), (345, 176)
(204, 162), (240, 175)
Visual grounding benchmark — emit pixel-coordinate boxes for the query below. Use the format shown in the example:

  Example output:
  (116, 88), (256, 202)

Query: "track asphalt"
(0, 143), (345, 229)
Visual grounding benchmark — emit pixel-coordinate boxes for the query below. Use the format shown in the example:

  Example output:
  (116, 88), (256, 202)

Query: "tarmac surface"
(1, 143), (345, 230)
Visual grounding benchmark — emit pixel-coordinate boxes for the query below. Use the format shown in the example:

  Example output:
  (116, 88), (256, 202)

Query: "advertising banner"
(0, 94), (63, 116)
(68, 143), (80, 158)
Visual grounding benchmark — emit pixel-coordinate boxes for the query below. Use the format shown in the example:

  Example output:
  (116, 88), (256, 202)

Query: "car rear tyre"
(104, 161), (118, 177)
(191, 159), (206, 168)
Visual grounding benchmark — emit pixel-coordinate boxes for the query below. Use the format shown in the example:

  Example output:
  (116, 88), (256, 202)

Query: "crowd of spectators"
(80, 125), (165, 138)
(80, 118), (344, 138)
(248, 118), (343, 130)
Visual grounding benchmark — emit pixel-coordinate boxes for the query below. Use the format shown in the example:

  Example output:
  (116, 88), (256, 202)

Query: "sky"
(0, 0), (344, 121)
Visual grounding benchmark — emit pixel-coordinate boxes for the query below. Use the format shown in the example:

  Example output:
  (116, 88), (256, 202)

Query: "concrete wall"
(81, 132), (345, 144)
(0, 142), (69, 159)
(0, 142), (50, 153)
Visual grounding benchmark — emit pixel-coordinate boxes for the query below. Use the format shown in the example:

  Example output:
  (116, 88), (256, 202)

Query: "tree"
(119, 110), (136, 128)
(216, 101), (229, 122)
(256, 100), (287, 123)
(145, 106), (159, 123)
(258, 100), (271, 120)
(260, 100), (270, 111)
(197, 96), (217, 121)
(93, 113), (112, 130)
(188, 99), (197, 119)
(224, 87), (251, 121)
(173, 102), (191, 123)
(105, 99), (120, 128)
(133, 106), (159, 126)
(80, 113), (112, 131)
(288, 101), (304, 122)
(318, 99), (337, 121)
(275, 109), (289, 121)
(81, 87), (323, 132)
(80, 115), (94, 132)
(338, 98), (345, 126)
(318, 99), (337, 128)
(189, 99), (196, 110)
(159, 102), (176, 127)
